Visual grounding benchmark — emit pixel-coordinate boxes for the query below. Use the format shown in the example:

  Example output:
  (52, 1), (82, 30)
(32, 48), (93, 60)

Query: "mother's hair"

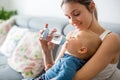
(61, 0), (98, 20)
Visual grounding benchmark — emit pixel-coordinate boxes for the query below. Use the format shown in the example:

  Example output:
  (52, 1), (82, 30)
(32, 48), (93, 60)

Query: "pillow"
(8, 31), (44, 78)
(0, 25), (28, 57)
(0, 18), (15, 46)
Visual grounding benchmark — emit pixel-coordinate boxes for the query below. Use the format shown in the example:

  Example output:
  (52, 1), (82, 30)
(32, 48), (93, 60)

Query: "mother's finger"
(39, 29), (44, 34)
(49, 28), (57, 36)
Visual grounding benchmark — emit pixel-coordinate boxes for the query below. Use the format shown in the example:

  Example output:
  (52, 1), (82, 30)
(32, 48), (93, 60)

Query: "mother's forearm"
(42, 50), (54, 70)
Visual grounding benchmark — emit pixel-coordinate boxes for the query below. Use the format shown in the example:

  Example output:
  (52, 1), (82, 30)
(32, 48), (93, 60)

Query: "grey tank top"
(93, 30), (120, 80)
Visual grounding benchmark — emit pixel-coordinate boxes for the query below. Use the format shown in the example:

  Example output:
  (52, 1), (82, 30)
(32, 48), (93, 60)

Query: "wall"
(94, 0), (120, 24)
(1, 0), (120, 24)
(0, 0), (9, 10)
(9, 0), (65, 18)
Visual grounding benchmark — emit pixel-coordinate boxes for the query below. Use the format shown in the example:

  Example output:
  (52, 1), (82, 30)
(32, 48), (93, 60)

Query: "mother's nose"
(69, 17), (77, 26)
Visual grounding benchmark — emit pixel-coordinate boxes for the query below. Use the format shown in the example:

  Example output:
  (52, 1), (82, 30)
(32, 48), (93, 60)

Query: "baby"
(23, 30), (101, 80)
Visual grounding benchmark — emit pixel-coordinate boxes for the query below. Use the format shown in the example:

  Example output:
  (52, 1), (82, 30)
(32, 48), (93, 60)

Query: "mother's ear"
(89, 1), (95, 13)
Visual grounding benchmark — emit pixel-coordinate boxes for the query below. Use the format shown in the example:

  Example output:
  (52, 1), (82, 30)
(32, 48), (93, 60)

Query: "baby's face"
(65, 31), (82, 54)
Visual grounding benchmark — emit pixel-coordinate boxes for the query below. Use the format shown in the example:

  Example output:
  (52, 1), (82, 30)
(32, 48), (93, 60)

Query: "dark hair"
(61, 0), (98, 20)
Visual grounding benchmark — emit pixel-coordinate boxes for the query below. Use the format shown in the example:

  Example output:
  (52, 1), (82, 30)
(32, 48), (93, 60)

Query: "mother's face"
(62, 2), (93, 30)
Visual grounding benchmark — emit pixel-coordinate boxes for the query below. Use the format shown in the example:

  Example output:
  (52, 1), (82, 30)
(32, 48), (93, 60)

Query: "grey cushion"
(28, 17), (68, 32)
(62, 24), (75, 36)
(0, 54), (23, 80)
(14, 16), (31, 28)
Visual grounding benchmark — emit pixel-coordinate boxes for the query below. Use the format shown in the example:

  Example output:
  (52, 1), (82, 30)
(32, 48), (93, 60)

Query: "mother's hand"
(39, 24), (57, 70)
(39, 24), (57, 53)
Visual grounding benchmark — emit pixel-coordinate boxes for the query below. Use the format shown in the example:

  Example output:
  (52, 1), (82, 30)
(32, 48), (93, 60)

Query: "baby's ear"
(78, 47), (88, 54)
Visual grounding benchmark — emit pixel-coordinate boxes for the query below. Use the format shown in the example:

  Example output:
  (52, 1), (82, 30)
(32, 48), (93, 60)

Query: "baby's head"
(66, 30), (101, 60)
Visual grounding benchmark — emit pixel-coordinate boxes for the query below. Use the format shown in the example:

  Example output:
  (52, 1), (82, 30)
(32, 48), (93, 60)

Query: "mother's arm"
(73, 33), (120, 80)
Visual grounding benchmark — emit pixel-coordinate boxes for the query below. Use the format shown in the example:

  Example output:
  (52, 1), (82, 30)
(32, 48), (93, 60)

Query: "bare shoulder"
(107, 32), (120, 40)
(100, 32), (120, 58)
(103, 32), (120, 47)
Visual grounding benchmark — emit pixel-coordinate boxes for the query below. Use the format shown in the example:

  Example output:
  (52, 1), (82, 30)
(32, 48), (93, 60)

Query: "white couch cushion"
(0, 25), (28, 57)
(0, 18), (15, 46)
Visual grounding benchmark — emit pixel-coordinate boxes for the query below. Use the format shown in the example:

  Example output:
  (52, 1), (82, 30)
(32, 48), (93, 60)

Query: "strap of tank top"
(100, 30), (111, 40)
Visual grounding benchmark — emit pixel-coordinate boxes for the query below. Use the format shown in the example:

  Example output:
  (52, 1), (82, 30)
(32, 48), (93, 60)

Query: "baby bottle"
(41, 27), (66, 45)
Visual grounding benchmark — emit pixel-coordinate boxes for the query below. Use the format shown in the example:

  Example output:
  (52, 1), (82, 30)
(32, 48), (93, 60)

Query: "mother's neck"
(89, 19), (105, 35)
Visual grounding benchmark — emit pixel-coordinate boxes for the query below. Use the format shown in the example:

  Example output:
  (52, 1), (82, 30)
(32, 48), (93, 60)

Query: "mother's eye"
(74, 12), (80, 16)
(73, 11), (81, 16)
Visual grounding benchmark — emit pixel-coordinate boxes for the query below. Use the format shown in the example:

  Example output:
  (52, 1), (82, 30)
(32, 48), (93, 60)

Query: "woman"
(39, 0), (120, 80)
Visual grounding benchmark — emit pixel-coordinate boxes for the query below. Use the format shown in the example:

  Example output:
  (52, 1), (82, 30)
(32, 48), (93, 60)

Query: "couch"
(0, 15), (120, 80)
